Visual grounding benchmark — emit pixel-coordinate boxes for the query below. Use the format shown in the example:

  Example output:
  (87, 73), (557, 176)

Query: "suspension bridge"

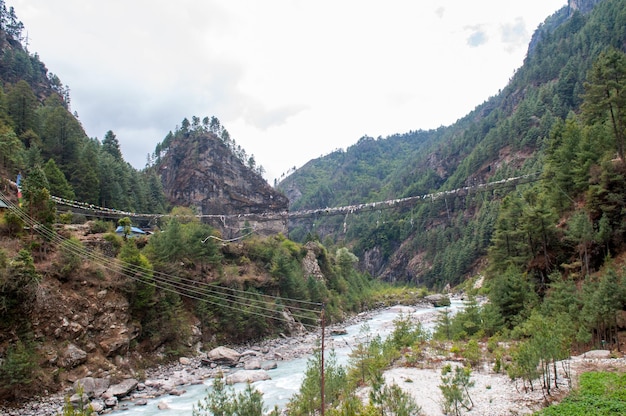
(43, 171), (541, 222)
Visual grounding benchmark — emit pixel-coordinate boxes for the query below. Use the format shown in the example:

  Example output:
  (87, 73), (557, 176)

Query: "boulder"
(262, 361), (278, 370)
(104, 396), (118, 408)
(244, 359), (262, 370)
(208, 346), (241, 366)
(105, 378), (138, 398)
(89, 399), (105, 413)
(226, 370), (271, 385)
(425, 294), (451, 307)
(580, 349), (612, 359)
(280, 310), (306, 336)
(73, 377), (110, 398)
(60, 343), (87, 368)
(99, 330), (130, 357)
(69, 392), (89, 408)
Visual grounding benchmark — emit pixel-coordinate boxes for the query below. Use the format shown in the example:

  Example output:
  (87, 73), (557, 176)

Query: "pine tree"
(582, 48), (626, 160)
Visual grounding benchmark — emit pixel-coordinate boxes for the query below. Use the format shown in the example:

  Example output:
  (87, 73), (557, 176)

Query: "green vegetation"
(278, 0), (626, 291)
(193, 373), (279, 416)
(2, 0), (626, 411)
(286, 315), (425, 415)
(535, 372), (626, 415)
(439, 364), (474, 416)
(56, 386), (93, 416)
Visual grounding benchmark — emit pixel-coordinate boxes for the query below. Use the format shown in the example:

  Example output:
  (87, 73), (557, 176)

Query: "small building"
(115, 225), (147, 238)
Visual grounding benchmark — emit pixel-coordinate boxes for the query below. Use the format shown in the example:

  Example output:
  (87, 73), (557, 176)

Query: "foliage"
(21, 164), (56, 230)
(535, 372), (626, 415)
(54, 237), (83, 280)
(192, 373), (278, 416)
(0, 338), (39, 400)
(118, 239), (155, 320)
(87, 219), (112, 234)
(57, 385), (93, 416)
(581, 47), (626, 160)
(387, 313), (430, 350)
(509, 311), (575, 394)
(287, 349), (347, 416)
(347, 329), (391, 390)
(0, 249), (40, 320)
(434, 297), (484, 341)
(370, 383), (423, 416)
(275, 0), (626, 292)
(486, 266), (537, 330)
(439, 364), (474, 416)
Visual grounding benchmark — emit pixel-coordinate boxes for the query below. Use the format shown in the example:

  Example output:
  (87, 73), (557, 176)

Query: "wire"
(0, 190), (323, 330)
(1, 171), (542, 330)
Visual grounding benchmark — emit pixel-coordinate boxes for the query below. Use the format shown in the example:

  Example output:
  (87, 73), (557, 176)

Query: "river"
(111, 299), (463, 415)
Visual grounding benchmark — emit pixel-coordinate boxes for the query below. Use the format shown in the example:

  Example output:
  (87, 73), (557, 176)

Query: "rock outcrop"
(158, 132), (289, 238)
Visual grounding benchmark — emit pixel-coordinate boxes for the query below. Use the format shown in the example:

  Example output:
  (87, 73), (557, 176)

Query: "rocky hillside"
(0, 219), (354, 402)
(155, 127), (289, 238)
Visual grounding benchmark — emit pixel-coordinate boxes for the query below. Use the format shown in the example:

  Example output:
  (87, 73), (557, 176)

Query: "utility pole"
(320, 305), (325, 416)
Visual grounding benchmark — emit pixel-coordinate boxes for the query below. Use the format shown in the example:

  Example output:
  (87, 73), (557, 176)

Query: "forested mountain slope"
(0, 3), (383, 404)
(278, 0), (626, 288)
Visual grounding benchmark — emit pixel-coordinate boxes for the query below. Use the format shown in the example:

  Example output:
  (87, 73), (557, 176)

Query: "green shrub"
(58, 211), (73, 224)
(88, 220), (112, 234)
(0, 339), (39, 400)
(439, 364), (474, 416)
(193, 373), (279, 416)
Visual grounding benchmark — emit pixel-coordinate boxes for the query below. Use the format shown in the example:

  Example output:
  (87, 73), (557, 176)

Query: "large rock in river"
(104, 378), (138, 398)
(208, 346), (241, 366)
(226, 370), (271, 385)
(425, 294), (451, 307)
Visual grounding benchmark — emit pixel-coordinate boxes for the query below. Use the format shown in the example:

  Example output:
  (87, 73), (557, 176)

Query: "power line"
(0, 190), (323, 330)
(0, 171), (541, 328)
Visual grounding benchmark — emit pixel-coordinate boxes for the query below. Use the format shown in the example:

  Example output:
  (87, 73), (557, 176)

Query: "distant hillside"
(278, 0), (626, 288)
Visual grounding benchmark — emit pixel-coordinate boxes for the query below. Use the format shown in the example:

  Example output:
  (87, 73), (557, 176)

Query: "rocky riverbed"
(0, 305), (385, 416)
(3, 301), (625, 416)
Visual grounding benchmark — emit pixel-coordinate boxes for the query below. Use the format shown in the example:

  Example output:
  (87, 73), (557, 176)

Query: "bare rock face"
(302, 241), (324, 280)
(159, 132), (289, 237)
(569, 0), (603, 13)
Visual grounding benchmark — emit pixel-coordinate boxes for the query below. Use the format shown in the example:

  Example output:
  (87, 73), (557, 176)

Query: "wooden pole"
(321, 306), (325, 416)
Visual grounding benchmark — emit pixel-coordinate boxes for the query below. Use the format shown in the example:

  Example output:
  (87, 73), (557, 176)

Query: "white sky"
(9, 0), (566, 183)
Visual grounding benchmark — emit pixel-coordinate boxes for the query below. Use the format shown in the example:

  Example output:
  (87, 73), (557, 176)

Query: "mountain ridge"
(277, 0), (621, 287)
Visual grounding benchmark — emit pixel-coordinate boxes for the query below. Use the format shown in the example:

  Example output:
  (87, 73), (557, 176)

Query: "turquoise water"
(111, 301), (462, 415)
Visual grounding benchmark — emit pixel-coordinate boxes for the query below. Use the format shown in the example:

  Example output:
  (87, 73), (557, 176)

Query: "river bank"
(7, 298), (620, 416)
(1, 301), (433, 416)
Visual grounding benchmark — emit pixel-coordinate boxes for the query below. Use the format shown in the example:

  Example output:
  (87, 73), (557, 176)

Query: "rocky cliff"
(158, 131), (289, 238)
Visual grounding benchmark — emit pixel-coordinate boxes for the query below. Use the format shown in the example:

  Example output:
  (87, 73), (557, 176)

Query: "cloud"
(500, 17), (529, 51)
(9, 0), (568, 182)
(466, 26), (488, 47)
(242, 102), (310, 130)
